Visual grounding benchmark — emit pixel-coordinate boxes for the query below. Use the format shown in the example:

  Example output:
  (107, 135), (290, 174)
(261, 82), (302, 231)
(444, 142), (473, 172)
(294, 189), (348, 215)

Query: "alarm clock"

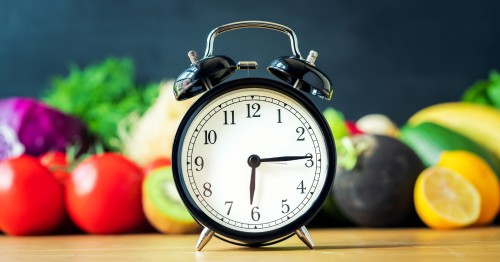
(172, 21), (336, 251)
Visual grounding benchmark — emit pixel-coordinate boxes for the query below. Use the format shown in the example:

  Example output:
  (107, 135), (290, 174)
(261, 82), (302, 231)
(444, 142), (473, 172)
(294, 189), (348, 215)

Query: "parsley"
(42, 57), (159, 151)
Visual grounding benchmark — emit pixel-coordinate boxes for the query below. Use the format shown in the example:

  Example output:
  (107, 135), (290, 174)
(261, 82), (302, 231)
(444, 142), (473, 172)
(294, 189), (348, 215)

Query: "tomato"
(143, 158), (171, 176)
(39, 151), (69, 182)
(0, 155), (65, 235)
(65, 153), (145, 234)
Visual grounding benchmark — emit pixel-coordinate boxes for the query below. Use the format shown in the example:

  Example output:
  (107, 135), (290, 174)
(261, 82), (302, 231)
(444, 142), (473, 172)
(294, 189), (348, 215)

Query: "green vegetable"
(462, 70), (500, 109)
(42, 57), (159, 151)
(400, 122), (500, 178)
(322, 108), (357, 170)
(323, 108), (349, 140)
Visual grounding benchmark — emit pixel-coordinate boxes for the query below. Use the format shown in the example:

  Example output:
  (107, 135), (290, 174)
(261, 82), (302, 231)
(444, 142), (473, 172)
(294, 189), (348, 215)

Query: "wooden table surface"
(1, 227), (499, 261)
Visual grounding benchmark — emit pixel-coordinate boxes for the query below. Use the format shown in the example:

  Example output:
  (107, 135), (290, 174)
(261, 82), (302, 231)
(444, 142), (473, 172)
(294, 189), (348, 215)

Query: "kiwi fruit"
(143, 167), (200, 234)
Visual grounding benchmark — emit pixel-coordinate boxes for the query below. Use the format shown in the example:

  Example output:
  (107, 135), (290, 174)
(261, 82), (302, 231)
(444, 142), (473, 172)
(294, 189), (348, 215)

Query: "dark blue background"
(1, 0), (499, 123)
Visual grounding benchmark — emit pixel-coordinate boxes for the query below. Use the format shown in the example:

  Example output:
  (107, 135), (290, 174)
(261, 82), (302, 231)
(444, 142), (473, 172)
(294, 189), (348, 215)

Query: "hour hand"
(247, 155), (261, 205)
(250, 166), (256, 205)
(260, 155), (312, 163)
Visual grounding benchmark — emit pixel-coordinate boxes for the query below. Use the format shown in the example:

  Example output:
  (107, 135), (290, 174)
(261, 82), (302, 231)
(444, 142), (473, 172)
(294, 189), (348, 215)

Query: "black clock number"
(251, 206), (260, 221)
(281, 199), (290, 214)
(246, 103), (261, 118)
(203, 130), (217, 144)
(305, 153), (313, 168)
(203, 182), (212, 197)
(296, 127), (305, 141)
(297, 180), (306, 194)
(277, 109), (282, 123)
(223, 110), (235, 125)
(194, 156), (204, 171)
(225, 201), (233, 215)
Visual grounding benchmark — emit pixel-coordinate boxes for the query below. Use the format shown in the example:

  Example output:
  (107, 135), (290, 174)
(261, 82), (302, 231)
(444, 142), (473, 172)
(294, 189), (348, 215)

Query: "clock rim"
(172, 78), (336, 245)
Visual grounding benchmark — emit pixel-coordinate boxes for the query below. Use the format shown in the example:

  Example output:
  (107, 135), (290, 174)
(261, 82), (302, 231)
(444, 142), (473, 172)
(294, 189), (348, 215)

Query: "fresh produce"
(143, 158), (171, 176)
(316, 109), (352, 226)
(0, 155), (65, 235)
(322, 108), (359, 169)
(333, 135), (424, 227)
(462, 70), (500, 109)
(316, 190), (353, 227)
(414, 167), (480, 229)
(0, 98), (88, 160)
(39, 151), (69, 182)
(322, 108), (349, 140)
(65, 153), (145, 234)
(143, 167), (199, 234)
(408, 102), (500, 160)
(345, 121), (363, 135)
(42, 57), (159, 151)
(399, 122), (500, 177)
(0, 120), (24, 160)
(356, 114), (399, 137)
(122, 81), (194, 166)
(437, 151), (500, 225)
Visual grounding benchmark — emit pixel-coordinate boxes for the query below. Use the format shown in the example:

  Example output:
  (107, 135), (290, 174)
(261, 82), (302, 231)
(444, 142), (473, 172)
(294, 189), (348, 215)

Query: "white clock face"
(179, 87), (329, 233)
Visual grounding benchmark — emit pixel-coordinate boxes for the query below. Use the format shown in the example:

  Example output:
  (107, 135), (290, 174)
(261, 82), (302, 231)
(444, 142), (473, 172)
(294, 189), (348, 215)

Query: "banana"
(408, 102), (500, 160)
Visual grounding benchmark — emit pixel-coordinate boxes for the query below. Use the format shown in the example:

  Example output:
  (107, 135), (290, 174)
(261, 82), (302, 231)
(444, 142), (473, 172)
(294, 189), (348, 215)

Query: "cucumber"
(400, 122), (500, 177)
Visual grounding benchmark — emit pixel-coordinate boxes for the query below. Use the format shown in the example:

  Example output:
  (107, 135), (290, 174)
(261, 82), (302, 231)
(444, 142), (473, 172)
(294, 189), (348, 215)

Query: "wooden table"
(1, 227), (499, 261)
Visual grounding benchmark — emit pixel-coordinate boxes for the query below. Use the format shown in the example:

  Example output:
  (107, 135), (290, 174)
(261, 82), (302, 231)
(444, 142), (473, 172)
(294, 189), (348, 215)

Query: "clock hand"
(247, 154), (311, 205)
(247, 155), (261, 205)
(249, 166), (256, 205)
(260, 155), (312, 162)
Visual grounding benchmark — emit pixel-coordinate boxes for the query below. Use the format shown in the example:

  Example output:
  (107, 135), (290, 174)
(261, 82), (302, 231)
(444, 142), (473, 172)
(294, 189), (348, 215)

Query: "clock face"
(173, 79), (335, 242)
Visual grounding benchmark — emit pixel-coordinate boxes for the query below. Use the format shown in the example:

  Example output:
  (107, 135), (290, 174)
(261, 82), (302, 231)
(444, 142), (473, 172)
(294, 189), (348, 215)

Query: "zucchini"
(400, 122), (500, 177)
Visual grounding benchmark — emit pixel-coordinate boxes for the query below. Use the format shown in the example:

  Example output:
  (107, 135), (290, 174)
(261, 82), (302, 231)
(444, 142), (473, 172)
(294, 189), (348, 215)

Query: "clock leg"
(196, 227), (215, 251)
(295, 226), (314, 249)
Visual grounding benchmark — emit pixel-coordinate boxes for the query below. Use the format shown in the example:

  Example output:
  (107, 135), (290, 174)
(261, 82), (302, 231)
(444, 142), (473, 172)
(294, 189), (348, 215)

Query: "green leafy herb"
(42, 57), (159, 151)
(462, 70), (500, 109)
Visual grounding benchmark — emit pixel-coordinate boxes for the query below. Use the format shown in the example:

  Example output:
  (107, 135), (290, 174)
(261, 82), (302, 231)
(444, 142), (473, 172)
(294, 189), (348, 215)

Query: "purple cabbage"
(0, 97), (88, 159)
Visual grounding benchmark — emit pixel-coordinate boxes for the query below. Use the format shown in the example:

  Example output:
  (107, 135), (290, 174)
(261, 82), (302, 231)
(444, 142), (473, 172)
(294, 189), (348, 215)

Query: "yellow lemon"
(414, 167), (480, 229)
(437, 150), (500, 225)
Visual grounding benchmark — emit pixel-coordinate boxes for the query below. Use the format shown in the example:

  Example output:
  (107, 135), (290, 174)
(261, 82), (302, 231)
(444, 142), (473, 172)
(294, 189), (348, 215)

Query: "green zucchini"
(400, 122), (500, 177)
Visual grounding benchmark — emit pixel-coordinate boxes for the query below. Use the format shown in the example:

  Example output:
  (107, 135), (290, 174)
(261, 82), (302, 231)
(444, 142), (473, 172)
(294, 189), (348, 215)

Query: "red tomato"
(0, 155), (65, 235)
(65, 153), (145, 234)
(39, 151), (69, 182)
(143, 158), (171, 176)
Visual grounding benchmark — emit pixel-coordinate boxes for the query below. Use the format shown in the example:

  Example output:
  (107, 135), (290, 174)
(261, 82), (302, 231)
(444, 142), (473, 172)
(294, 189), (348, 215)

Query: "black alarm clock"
(172, 21), (336, 251)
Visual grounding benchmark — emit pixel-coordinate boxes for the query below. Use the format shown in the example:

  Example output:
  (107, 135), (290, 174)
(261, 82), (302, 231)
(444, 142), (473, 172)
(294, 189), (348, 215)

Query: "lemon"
(437, 151), (500, 225)
(414, 167), (480, 229)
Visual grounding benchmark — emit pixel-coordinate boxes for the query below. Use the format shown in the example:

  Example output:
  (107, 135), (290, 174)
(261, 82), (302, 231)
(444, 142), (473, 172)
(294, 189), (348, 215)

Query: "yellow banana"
(408, 102), (500, 159)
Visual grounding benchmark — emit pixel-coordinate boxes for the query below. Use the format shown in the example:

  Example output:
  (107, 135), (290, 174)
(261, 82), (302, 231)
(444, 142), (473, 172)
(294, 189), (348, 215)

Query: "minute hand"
(260, 155), (312, 162)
